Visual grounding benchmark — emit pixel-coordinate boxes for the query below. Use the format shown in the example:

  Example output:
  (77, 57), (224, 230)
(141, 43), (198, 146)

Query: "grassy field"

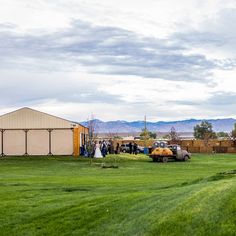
(0, 154), (235, 236)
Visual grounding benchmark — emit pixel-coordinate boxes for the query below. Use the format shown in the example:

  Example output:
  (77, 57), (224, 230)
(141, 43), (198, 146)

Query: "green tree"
(140, 129), (156, 140)
(140, 128), (150, 140)
(149, 132), (157, 139)
(217, 131), (230, 139)
(193, 121), (216, 140)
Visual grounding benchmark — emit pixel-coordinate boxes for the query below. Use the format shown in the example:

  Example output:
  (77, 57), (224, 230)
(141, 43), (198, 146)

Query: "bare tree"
(169, 127), (179, 142)
(86, 115), (98, 164)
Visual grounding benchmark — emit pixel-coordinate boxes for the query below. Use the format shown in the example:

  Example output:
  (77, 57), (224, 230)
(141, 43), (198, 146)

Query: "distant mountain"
(80, 118), (236, 134)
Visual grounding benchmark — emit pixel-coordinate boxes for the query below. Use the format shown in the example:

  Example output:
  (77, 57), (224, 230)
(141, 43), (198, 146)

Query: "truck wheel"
(162, 157), (168, 163)
(183, 155), (189, 161)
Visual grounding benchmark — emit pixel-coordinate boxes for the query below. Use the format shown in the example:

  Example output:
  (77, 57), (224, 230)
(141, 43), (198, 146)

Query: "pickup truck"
(149, 144), (191, 163)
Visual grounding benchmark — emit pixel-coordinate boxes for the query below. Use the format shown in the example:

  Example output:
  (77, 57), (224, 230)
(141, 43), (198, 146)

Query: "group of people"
(115, 142), (138, 155)
(94, 140), (110, 158)
(80, 140), (112, 158)
(81, 140), (139, 158)
(128, 142), (138, 155)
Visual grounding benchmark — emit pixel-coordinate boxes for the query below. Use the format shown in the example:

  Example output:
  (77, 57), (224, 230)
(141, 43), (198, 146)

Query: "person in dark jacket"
(101, 141), (107, 157)
(129, 142), (133, 154)
(115, 143), (120, 154)
(133, 143), (138, 155)
(107, 140), (112, 154)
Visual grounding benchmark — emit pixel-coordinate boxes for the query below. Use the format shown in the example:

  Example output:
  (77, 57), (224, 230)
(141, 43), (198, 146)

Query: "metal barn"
(0, 107), (88, 156)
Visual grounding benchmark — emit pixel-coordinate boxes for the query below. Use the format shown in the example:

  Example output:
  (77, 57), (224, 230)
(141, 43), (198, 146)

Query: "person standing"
(133, 143), (138, 155)
(110, 140), (114, 154)
(94, 141), (103, 158)
(129, 142), (133, 154)
(116, 143), (120, 154)
(101, 140), (107, 158)
(107, 140), (111, 154)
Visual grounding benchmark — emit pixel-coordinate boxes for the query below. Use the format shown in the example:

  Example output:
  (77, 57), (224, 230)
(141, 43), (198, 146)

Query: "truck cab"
(167, 145), (191, 161)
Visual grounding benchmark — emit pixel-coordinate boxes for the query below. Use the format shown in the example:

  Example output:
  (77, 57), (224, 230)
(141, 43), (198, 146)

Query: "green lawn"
(0, 154), (235, 236)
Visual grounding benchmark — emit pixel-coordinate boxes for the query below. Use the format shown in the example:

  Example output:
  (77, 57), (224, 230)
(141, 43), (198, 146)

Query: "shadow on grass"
(181, 169), (236, 187)
(149, 169), (236, 191)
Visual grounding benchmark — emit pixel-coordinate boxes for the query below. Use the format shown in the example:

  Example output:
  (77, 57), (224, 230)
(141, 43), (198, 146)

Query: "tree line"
(139, 121), (236, 141)
(193, 121), (236, 141)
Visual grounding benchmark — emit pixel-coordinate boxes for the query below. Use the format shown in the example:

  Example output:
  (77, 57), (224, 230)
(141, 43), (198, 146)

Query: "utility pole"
(144, 115), (147, 131)
(144, 115), (148, 154)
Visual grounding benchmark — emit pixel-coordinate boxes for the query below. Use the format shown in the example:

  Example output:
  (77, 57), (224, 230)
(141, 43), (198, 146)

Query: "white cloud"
(0, 0), (236, 122)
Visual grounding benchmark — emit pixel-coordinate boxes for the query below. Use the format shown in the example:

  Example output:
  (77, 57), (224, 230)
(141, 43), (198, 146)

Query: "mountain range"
(81, 118), (236, 134)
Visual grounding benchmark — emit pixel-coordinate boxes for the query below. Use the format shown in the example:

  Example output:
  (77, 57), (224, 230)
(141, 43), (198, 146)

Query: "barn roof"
(0, 107), (84, 129)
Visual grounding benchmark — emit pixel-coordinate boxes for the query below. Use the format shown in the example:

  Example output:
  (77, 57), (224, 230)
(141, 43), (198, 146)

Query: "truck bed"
(149, 154), (177, 163)
(149, 154), (176, 158)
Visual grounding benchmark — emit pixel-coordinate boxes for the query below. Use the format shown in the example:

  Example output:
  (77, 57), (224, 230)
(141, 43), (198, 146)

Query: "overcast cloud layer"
(0, 0), (236, 121)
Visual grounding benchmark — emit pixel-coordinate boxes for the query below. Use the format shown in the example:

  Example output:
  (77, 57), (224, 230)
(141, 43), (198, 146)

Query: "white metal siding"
(51, 130), (73, 155)
(4, 130), (25, 155)
(27, 130), (49, 155)
(0, 108), (87, 156)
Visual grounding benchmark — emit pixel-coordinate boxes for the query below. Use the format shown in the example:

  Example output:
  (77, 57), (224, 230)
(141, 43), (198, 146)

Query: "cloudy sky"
(0, 0), (236, 122)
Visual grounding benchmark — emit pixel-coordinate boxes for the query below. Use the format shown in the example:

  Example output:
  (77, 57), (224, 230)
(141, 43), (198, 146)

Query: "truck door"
(176, 146), (183, 160)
